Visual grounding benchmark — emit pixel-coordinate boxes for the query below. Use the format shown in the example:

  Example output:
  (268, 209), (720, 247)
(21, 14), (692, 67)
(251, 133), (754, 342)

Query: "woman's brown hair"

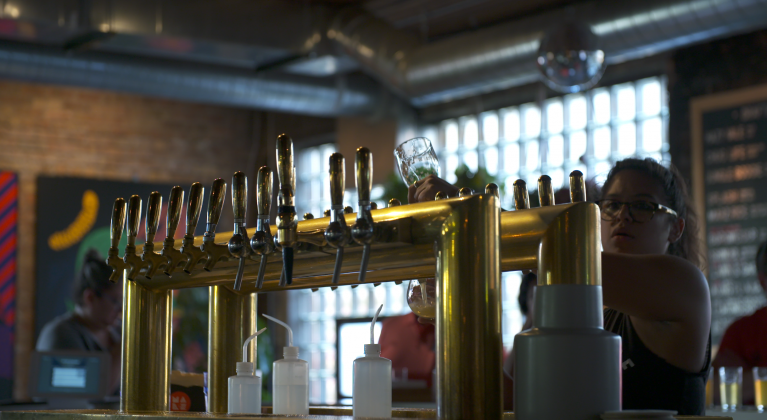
(600, 158), (704, 269)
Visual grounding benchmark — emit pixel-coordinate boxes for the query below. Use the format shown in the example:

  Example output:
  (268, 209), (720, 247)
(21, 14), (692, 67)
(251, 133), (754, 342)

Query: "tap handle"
(355, 147), (372, 203)
(485, 183), (500, 199)
(538, 175), (555, 206)
(232, 171), (247, 223)
(166, 186), (184, 239)
(257, 166), (273, 217)
(569, 170), (586, 203)
(185, 182), (204, 236)
(127, 195), (142, 244)
(329, 153), (345, 207)
(513, 180), (530, 210)
(207, 178), (227, 226)
(276, 134), (295, 207)
(110, 198), (126, 249)
(146, 191), (162, 244)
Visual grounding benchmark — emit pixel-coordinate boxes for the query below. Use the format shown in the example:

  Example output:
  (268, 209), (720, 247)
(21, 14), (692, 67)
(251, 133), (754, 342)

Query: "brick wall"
(0, 80), (260, 399)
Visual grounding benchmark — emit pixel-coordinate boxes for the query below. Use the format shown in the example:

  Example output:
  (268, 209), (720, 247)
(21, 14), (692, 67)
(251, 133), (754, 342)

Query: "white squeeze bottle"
(263, 314), (309, 415)
(228, 327), (267, 414)
(353, 304), (392, 418)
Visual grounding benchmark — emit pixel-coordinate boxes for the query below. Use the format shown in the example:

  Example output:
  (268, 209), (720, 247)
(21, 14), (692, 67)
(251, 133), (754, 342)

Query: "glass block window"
(432, 76), (669, 210)
(296, 143), (337, 219)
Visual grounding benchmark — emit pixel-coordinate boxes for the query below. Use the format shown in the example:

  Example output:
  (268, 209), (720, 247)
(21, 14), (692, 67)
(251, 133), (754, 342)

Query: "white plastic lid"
(283, 346), (299, 358)
(364, 344), (381, 355)
(236, 362), (254, 375)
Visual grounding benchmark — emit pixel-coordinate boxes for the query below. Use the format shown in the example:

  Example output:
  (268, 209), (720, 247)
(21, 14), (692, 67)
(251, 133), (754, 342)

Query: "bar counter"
(0, 408), (735, 420)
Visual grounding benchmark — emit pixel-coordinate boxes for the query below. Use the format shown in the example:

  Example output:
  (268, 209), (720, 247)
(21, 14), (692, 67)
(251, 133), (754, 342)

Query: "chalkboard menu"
(692, 84), (767, 346)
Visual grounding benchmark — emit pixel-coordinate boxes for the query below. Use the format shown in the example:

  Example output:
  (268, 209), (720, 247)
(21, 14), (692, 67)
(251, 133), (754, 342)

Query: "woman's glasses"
(596, 200), (678, 223)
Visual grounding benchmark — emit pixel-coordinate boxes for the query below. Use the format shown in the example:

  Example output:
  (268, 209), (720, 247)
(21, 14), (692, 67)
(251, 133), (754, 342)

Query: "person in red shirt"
(713, 241), (767, 405)
(379, 312), (435, 386)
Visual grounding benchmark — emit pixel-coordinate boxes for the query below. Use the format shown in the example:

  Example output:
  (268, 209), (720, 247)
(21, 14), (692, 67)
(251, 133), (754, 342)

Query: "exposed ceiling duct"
(330, 0), (767, 106)
(0, 42), (381, 117)
(0, 0), (766, 114)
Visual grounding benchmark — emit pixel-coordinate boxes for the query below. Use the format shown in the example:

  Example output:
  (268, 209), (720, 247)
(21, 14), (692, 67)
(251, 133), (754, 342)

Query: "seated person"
(713, 241), (767, 405)
(36, 249), (122, 394)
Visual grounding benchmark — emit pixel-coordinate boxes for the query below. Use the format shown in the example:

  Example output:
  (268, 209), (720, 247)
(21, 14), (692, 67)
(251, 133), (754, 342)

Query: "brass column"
(120, 279), (173, 413)
(207, 286), (257, 413)
(437, 194), (502, 420)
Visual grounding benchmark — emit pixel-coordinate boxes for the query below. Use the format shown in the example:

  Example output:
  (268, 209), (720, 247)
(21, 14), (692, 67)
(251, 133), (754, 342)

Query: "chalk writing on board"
(702, 99), (767, 345)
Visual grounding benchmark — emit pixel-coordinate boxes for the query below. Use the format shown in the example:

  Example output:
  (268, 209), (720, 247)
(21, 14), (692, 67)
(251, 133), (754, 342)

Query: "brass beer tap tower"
(14, 134), (623, 420)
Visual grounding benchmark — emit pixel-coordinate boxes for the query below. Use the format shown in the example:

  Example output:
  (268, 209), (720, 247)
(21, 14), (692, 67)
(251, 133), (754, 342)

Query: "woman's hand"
(408, 175), (460, 203)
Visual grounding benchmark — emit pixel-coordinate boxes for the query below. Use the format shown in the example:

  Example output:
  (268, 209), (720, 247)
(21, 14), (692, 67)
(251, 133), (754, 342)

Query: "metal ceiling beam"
(0, 42), (382, 117)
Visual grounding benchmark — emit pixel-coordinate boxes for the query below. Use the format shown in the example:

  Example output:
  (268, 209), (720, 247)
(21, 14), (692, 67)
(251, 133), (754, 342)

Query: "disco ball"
(536, 22), (606, 93)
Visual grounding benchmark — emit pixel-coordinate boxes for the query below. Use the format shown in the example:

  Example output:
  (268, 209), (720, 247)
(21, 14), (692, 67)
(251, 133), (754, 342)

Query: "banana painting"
(48, 190), (99, 251)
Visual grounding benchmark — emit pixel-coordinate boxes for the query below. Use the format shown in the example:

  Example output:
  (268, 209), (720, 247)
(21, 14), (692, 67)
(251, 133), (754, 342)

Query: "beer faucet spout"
(106, 198), (130, 283)
(228, 172), (252, 291)
(161, 186), (187, 276)
(201, 178), (231, 271)
(141, 191), (167, 279)
(250, 166), (275, 289)
(123, 195), (146, 280)
(181, 182), (207, 273)
(276, 134), (297, 285)
(351, 147), (375, 283)
(324, 153), (350, 285)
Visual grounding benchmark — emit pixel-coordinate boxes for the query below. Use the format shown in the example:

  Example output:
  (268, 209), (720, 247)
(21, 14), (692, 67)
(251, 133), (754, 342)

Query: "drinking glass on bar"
(394, 137), (441, 187)
(719, 366), (742, 411)
(705, 366), (714, 409)
(754, 366), (767, 413)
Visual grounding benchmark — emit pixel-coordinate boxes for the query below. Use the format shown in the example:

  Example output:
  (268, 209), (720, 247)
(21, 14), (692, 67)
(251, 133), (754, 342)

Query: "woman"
(37, 249), (123, 394)
(409, 158), (711, 415)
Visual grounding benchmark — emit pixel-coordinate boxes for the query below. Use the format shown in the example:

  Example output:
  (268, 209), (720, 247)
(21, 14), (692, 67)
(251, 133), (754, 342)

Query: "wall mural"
(0, 172), (17, 401)
(35, 176), (232, 375)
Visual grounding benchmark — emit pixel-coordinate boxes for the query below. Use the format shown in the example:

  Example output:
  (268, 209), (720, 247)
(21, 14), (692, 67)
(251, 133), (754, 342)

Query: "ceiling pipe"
(0, 42), (381, 117)
(329, 0), (767, 107)
(1, 0), (767, 114)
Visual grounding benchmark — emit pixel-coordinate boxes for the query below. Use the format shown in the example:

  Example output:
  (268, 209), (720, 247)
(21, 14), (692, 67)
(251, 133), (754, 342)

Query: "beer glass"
(396, 138), (441, 321)
(407, 278), (436, 320)
(394, 137), (440, 187)
(754, 366), (767, 412)
(719, 366), (742, 411)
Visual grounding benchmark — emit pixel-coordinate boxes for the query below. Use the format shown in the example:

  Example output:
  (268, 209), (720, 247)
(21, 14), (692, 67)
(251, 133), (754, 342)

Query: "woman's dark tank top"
(604, 308), (711, 415)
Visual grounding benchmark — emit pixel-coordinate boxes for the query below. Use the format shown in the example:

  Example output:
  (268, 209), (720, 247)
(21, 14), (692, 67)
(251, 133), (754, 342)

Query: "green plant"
(380, 165), (507, 205)
(380, 171), (410, 205)
(453, 164), (506, 197)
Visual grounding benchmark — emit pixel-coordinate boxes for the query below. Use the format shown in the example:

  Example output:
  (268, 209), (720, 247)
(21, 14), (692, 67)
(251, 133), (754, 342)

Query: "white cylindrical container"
(353, 343), (392, 418)
(273, 346), (309, 415)
(228, 361), (262, 414)
(228, 327), (266, 415)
